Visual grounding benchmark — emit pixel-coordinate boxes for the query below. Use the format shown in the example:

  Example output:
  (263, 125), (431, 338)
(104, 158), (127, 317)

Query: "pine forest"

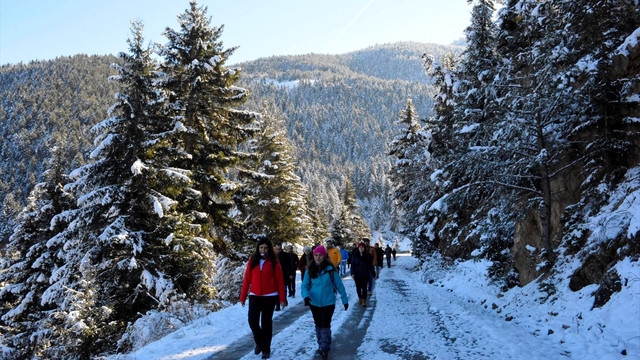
(0, 1), (638, 358)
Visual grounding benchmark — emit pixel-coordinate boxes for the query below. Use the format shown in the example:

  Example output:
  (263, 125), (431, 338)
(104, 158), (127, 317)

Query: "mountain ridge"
(0, 41), (456, 244)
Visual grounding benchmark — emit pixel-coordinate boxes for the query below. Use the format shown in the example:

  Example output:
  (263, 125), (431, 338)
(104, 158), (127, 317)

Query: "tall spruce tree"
(489, 0), (579, 261)
(331, 179), (370, 248)
(414, 54), (457, 258)
(388, 98), (432, 243)
(31, 22), (215, 358)
(447, 0), (519, 269)
(0, 146), (75, 359)
(239, 111), (312, 247)
(161, 0), (258, 254)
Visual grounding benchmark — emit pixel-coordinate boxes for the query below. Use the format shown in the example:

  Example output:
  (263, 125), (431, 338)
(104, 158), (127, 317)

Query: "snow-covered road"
(113, 254), (635, 360)
(356, 257), (570, 359)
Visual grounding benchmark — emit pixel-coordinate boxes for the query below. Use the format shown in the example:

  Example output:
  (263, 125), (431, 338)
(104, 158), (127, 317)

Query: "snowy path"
(210, 255), (571, 359)
(116, 254), (596, 360)
(356, 257), (571, 359)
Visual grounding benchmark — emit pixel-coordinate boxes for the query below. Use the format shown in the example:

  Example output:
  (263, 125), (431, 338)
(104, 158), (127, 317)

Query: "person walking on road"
(325, 239), (342, 269)
(392, 247), (397, 261)
(385, 244), (392, 268)
(374, 243), (384, 276)
(298, 246), (312, 283)
(362, 238), (377, 294)
(239, 239), (287, 359)
(301, 245), (349, 360)
(339, 246), (349, 276)
(350, 242), (375, 307)
(286, 244), (299, 297)
(275, 243), (294, 299)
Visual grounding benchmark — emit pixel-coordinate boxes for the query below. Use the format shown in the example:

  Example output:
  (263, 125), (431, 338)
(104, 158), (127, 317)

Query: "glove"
(304, 297), (311, 306)
(344, 303), (349, 310)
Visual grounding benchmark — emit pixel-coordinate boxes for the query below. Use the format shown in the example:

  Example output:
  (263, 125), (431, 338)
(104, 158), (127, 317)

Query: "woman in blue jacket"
(301, 245), (349, 360)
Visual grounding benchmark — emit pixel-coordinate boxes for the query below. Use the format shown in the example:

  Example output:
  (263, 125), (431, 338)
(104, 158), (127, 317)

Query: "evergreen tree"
(416, 53), (460, 258)
(446, 0), (517, 267)
(490, 0), (578, 261)
(331, 179), (370, 248)
(161, 0), (258, 254)
(331, 205), (355, 248)
(239, 111), (312, 247)
(388, 98), (432, 243)
(305, 194), (331, 243)
(0, 146), (74, 359)
(32, 22), (215, 358)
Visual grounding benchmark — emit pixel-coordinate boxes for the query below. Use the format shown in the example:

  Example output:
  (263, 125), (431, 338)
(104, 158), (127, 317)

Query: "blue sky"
(1, 0), (471, 65)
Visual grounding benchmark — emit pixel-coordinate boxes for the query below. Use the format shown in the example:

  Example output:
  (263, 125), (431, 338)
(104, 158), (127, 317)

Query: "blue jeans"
(340, 260), (347, 275)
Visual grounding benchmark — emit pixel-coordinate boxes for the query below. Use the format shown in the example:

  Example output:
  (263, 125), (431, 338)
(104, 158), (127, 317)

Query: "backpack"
(328, 269), (338, 294)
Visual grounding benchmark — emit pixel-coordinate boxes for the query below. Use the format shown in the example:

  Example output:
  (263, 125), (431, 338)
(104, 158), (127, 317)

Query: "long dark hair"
(250, 238), (278, 271)
(307, 256), (332, 279)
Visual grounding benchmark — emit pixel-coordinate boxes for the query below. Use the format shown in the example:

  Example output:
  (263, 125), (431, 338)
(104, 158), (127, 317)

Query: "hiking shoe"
(261, 351), (270, 359)
(318, 350), (328, 360)
(254, 345), (261, 354)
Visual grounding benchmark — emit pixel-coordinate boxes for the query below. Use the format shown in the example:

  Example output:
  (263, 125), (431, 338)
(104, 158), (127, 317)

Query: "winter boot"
(317, 349), (328, 360)
(315, 327), (322, 350)
(319, 327), (332, 355)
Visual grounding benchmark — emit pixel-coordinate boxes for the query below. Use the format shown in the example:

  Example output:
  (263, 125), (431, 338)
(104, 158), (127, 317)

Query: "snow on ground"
(109, 253), (639, 360)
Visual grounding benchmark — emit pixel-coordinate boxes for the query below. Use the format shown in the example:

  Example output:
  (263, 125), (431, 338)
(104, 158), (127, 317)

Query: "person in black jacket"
(275, 243), (293, 299)
(286, 244), (299, 297)
(350, 242), (376, 306)
(385, 244), (392, 268)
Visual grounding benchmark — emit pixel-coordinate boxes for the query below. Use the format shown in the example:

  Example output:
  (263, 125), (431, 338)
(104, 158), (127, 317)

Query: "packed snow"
(108, 246), (639, 360)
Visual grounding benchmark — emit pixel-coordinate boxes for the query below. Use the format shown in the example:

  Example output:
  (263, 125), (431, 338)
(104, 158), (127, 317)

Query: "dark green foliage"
(162, 0), (258, 254)
(403, 0), (639, 288)
(0, 55), (118, 246)
(239, 110), (313, 247)
(331, 180), (371, 248)
(0, 146), (75, 359)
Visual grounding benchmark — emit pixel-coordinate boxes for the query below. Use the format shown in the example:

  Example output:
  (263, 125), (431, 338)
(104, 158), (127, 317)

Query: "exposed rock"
(593, 270), (622, 309)
(511, 162), (584, 285)
(569, 242), (620, 291)
(512, 212), (543, 285)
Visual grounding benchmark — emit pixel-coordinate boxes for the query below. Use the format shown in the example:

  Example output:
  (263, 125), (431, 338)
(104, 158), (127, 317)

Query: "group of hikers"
(239, 237), (398, 359)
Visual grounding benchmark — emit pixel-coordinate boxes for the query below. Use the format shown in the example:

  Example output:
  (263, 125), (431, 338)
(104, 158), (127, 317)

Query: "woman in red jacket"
(240, 238), (287, 359)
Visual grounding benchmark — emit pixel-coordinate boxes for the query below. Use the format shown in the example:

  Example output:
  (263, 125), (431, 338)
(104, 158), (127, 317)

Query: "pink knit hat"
(313, 245), (328, 258)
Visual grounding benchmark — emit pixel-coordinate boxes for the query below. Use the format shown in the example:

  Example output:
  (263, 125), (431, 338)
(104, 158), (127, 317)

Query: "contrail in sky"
(327, 0), (375, 51)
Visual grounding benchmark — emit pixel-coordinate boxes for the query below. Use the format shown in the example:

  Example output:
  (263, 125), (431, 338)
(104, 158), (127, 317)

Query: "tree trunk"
(536, 114), (554, 261)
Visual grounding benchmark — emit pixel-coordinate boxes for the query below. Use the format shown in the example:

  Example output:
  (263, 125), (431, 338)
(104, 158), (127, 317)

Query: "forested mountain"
(236, 42), (461, 231)
(1, 0), (637, 358)
(0, 42), (460, 249)
(0, 9), (459, 355)
(0, 55), (119, 244)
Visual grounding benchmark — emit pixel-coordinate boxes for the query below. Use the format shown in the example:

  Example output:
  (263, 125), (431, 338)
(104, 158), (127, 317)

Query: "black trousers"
(354, 276), (369, 300)
(248, 295), (278, 352)
(309, 304), (335, 328)
(287, 275), (296, 295)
